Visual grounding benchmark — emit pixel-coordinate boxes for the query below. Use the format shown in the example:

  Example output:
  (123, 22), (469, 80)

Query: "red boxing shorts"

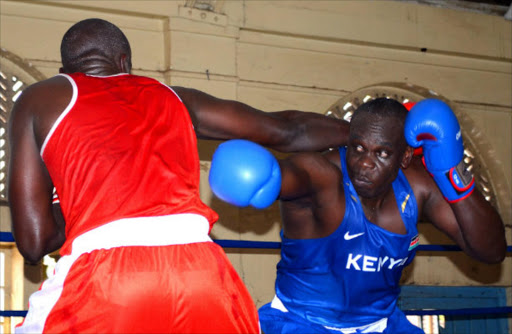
(16, 214), (260, 333)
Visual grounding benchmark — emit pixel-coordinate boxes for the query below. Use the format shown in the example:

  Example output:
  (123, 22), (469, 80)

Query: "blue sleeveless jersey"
(262, 147), (422, 333)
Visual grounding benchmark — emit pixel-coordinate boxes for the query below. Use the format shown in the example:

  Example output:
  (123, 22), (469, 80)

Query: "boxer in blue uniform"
(259, 146), (421, 333)
(209, 98), (506, 333)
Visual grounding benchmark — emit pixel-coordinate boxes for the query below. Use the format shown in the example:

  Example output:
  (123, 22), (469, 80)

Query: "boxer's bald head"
(351, 98), (408, 131)
(60, 18), (132, 75)
(350, 97), (409, 153)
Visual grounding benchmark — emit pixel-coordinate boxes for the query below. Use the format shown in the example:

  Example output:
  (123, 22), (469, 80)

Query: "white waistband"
(16, 214), (212, 334)
(324, 317), (387, 334)
(71, 213), (212, 256)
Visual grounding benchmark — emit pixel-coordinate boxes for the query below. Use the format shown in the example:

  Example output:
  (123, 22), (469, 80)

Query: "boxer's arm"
(8, 84), (66, 264)
(209, 140), (345, 238)
(405, 99), (505, 263)
(209, 140), (341, 206)
(172, 86), (349, 152)
(411, 160), (506, 264)
(279, 151), (346, 239)
(279, 152), (341, 200)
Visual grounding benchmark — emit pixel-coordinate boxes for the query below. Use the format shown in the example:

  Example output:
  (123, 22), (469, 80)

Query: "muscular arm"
(8, 83), (67, 263)
(172, 86), (349, 152)
(279, 151), (345, 239)
(404, 100), (506, 264)
(410, 159), (506, 264)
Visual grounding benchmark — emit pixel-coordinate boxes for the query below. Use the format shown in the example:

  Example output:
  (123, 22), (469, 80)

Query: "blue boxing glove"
(209, 139), (281, 209)
(404, 99), (474, 202)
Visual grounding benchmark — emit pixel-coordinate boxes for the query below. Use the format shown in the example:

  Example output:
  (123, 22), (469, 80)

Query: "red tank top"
(41, 73), (218, 255)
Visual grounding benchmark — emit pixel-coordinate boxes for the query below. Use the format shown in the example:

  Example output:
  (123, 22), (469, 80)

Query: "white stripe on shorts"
(16, 213), (212, 333)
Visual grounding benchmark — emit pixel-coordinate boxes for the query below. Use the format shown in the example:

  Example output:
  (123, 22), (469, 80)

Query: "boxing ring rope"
(214, 239), (512, 253)
(1, 231), (14, 242)
(2, 232), (512, 252)
(1, 231), (511, 319)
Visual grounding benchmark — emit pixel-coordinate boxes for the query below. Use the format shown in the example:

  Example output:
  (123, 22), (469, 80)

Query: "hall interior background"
(0, 0), (511, 331)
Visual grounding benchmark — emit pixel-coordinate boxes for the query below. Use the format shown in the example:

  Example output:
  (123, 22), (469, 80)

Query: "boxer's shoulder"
(11, 75), (74, 149)
(17, 75), (72, 109)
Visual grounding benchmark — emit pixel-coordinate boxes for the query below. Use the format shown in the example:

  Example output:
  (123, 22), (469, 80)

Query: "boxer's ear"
(401, 146), (415, 169)
(120, 54), (131, 74)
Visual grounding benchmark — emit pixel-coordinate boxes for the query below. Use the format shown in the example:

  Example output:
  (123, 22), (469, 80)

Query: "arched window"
(0, 49), (46, 204)
(324, 82), (509, 217)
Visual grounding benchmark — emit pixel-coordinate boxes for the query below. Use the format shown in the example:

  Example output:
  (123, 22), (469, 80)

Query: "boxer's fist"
(404, 99), (474, 202)
(209, 139), (281, 209)
(405, 99), (463, 171)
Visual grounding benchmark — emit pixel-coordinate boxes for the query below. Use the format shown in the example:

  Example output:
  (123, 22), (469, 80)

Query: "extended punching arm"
(404, 99), (474, 203)
(172, 86), (350, 153)
(209, 139), (282, 209)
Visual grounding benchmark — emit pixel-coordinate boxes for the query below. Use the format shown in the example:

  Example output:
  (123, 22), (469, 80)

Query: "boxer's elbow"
(21, 251), (44, 265)
(471, 241), (506, 264)
(480, 253), (505, 265)
(482, 226), (508, 264)
(486, 243), (507, 264)
(13, 222), (65, 264)
(16, 237), (46, 264)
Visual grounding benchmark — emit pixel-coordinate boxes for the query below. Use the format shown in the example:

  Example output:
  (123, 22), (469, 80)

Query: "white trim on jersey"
(40, 74), (78, 157)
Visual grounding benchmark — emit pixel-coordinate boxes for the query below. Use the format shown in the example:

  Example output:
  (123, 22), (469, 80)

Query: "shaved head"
(352, 98), (408, 128)
(350, 97), (410, 155)
(60, 18), (131, 74)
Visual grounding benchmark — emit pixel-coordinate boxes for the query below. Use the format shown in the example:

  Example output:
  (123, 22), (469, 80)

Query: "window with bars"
(324, 84), (498, 208)
(0, 70), (25, 204)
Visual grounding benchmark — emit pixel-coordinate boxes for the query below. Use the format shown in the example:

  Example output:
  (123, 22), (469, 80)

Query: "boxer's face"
(346, 113), (405, 199)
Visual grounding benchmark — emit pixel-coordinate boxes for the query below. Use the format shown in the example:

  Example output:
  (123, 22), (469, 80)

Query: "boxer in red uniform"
(8, 19), (350, 333)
